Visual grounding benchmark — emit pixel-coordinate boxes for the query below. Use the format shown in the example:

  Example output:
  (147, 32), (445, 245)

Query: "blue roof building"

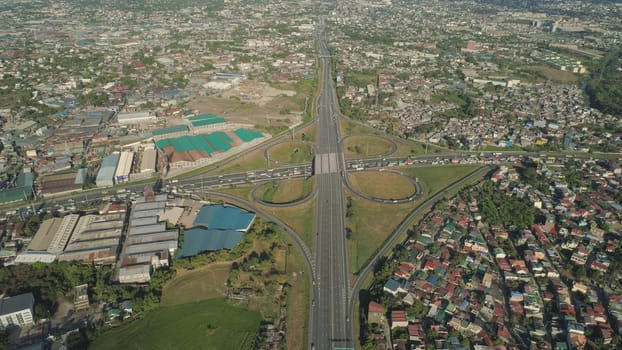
(193, 205), (255, 232)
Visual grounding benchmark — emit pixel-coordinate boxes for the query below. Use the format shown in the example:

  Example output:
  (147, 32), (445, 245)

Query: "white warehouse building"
(117, 111), (156, 125)
(114, 151), (134, 184)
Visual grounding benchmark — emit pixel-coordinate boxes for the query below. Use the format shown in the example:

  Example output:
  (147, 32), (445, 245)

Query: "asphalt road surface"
(311, 20), (354, 350)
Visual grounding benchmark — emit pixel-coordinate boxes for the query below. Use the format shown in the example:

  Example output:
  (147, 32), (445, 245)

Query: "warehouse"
(117, 111), (155, 125)
(128, 223), (167, 236)
(19, 214), (79, 257)
(95, 152), (120, 187)
(114, 151), (134, 184)
(118, 264), (151, 284)
(139, 148), (157, 174)
(125, 240), (178, 255)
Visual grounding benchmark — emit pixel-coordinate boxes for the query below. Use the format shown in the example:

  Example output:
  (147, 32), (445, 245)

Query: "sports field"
(89, 298), (261, 350)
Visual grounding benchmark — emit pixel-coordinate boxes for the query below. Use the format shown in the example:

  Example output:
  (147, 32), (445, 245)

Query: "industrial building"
(177, 204), (255, 258)
(41, 172), (84, 196)
(117, 111), (156, 125)
(118, 194), (178, 284)
(59, 213), (125, 265)
(138, 148), (157, 175)
(96, 152), (120, 187)
(0, 293), (35, 329)
(114, 151), (134, 184)
(15, 214), (79, 263)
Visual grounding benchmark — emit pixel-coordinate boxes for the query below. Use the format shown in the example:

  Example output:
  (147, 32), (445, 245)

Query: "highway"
(311, 19), (353, 350)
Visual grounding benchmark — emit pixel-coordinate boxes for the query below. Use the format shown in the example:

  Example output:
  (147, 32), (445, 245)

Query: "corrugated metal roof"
(177, 228), (243, 258)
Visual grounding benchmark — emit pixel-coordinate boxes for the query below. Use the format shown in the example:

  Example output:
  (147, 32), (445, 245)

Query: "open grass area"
(268, 141), (314, 165)
(347, 165), (483, 273)
(162, 263), (231, 306)
(518, 64), (579, 84)
(215, 147), (268, 175)
(347, 192), (416, 273)
(213, 184), (255, 201)
(258, 199), (316, 250)
(394, 139), (447, 156)
(283, 236), (310, 350)
(294, 123), (317, 142)
(257, 178), (313, 204)
(90, 299), (261, 350)
(344, 136), (394, 158)
(339, 118), (379, 136)
(348, 172), (416, 200)
(401, 165), (482, 200)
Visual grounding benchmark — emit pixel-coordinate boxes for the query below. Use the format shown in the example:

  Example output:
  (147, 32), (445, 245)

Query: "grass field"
(90, 299), (261, 350)
(519, 64), (579, 84)
(269, 141), (314, 165)
(258, 178), (313, 204)
(343, 136), (394, 158)
(213, 184), (255, 201)
(215, 147), (268, 175)
(347, 165), (482, 273)
(258, 199), (316, 250)
(339, 118), (378, 136)
(284, 238), (311, 350)
(162, 263), (231, 306)
(401, 165), (482, 200)
(347, 192), (416, 273)
(348, 172), (416, 200)
(294, 123), (317, 142)
(394, 139), (446, 156)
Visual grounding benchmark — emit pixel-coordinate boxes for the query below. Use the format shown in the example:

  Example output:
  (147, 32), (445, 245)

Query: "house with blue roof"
(383, 278), (401, 296)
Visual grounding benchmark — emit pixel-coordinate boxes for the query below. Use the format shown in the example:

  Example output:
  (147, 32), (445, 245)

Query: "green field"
(348, 171), (416, 200)
(90, 299), (261, 350)
(258, 178), (313, 204)
(343, 136), (394, 158)
(339, 118), (378, 136)
(259, 199), (316, 250)
(401, 165), (482, 199)
(215, 147), (268, 174)
(268, 141), (314, 165)
(162, 263), (231, 306)
(348, 165), (483, 272)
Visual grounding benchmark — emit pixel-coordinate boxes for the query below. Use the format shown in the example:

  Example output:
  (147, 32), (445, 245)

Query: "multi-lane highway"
(312, 19), (353, 350)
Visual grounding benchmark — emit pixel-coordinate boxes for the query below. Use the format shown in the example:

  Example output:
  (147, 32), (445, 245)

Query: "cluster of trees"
(585, 48), (622, 117)
(0, 262), (173, 320)
(478, 181), (535, 228)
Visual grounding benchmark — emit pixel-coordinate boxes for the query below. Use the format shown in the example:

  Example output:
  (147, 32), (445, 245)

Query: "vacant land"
(162, 263), (231, 306)
(295, 122), (317, 142)
(269, 141), (314, 165)
(284, 239), (311, 350)
(213, 184), (255, 201)
(519, 64), (579, 84)
(215, 147), (268, 174)
(90, 299), (261, 350)
(258, 178), (313, 204)
(347, 192), (416, 273)
(347, 165), (482, 273)
(339, 118), (379, 136)
(344, 136), (394, 158)
(401, 165), (482, 199)
(258, 199), (316, 250)
(348, 171), (416, 200)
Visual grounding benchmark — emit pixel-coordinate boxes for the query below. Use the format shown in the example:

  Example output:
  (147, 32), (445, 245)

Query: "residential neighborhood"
(366, 157), (622, 350)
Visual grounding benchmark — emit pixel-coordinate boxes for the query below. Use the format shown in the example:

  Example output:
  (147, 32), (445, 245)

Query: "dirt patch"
(188, 82), (300, 127)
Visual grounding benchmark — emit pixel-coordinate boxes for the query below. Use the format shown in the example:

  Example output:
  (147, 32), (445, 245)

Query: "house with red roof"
(368, 301), (385, 325)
